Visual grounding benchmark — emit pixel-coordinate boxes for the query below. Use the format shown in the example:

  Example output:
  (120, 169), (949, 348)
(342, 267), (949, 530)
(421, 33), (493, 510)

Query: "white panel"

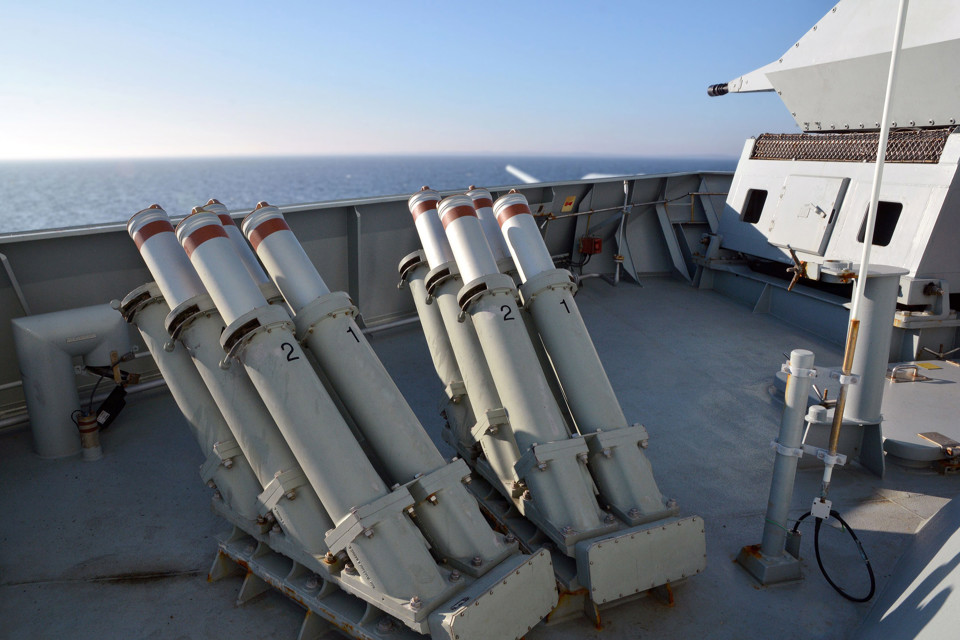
(768, 175), (850, 255)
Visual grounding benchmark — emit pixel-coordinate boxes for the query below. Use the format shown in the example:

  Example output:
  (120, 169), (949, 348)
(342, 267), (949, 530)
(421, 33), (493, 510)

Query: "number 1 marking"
(560, 299), (570, 314)
(346, 327), (360, 343)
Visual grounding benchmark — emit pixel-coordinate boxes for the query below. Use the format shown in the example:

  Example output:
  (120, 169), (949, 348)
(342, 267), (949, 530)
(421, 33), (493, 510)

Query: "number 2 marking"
(500, 305), (514, 321)
(346, 327), (360, 343)
(281, 342), (300, 361)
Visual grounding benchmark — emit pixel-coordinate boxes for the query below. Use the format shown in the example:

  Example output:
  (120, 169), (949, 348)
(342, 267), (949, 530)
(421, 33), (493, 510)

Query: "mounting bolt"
(206, 479), (217, 489)
(628, 507), (641, 519)
(406, 506), (417, 517)
(284, 489), (296, 501)
(344, 562), (358, 576)
(639, 440), (649, 449)
(222, 458), (234, 469)
(377, 618), (395, 633)
(504, 533), (516, 544)
(602, 447), (613, 459)
(323, 552), (336, 565)
(667, 498), (678, 509)
(577, 452), (589, 464)
(408, 596), (423, 611)
(603, 513), (616, 524)
(213, 490), (222, 500)
(256, 515), (267, 525)
(521, 490), (532, 501)
(271, 524), (282, 534)
(471, 556), (483, 567)
(428, 494), (439, 505)
(560, 525), (575, 536)
(305, 575), (319, 590)
(449, 570), (462, 582)
(536, 461), (548, 471)
(462, 474), (472, 484)
(362, 527), (374, 538)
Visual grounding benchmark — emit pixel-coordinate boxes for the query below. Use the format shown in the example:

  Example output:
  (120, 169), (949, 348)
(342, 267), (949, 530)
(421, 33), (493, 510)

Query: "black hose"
(792, 510), (876, 603)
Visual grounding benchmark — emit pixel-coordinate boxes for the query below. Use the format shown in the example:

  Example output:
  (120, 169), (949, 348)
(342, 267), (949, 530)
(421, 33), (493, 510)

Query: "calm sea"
(0, 155), (735, 234)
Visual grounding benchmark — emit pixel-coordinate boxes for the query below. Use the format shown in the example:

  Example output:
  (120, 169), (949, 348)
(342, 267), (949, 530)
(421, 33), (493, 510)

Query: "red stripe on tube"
(248, 217), (291, 251)
(182, 224), (228, 257)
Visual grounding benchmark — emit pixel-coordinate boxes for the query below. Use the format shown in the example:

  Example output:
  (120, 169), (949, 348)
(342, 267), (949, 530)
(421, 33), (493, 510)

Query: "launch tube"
(494, 192), (672, 522)
(435, 196), (612, 548)
(126, 209), (334, 554)
(243, 204), (516, 575)
(121, 282), (262, 523)
(198, 199), (271, 285)
(398, 250), (462, 389)
(466, 188), (511, 265)
(176, 211), (452, 603)
(407, 193), (520, 486)
(127, 205), (205, 309)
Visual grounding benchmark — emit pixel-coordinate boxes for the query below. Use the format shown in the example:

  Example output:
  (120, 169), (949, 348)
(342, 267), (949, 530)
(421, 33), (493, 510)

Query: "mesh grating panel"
(751, 127), (956, 164)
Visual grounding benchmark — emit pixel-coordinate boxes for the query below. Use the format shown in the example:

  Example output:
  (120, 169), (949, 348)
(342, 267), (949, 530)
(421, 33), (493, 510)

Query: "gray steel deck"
(2, 275), (956, 639)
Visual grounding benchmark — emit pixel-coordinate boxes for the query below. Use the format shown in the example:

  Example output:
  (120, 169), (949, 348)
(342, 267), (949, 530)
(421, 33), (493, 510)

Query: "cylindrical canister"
(199, 200), (271, 285)
(128, 205), (206, 310)
(175, 212), (269, 326)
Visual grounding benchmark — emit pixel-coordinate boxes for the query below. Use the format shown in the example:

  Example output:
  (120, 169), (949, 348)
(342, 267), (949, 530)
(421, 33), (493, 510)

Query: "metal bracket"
(829, 370), (860, 386)
(200, 440), (245, 482)
(770, 440), (804, 458)
(780, 362), (818, 378)
(220, 305), (295, 368)
(257, 468), (310, 516)
(292, 291), (358, 341)
(444, 380), (467, 402)
(470, 407), (510, 441)
(802, 444), (847, 467)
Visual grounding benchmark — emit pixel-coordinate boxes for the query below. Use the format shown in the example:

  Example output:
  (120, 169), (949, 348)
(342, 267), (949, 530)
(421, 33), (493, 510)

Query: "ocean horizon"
(0, 155), (737, 234)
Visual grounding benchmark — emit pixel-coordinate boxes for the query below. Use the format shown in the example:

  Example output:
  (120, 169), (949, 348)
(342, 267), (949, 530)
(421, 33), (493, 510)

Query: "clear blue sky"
(0, 1), (839, 160)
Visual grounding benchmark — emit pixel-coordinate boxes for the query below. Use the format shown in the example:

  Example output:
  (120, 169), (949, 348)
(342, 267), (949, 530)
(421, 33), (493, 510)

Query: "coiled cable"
(792, 509), (876, 603)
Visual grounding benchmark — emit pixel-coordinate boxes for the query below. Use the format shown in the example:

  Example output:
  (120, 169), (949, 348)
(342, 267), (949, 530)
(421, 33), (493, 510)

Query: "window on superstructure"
(857, 201), (902, 247)
(741, 189), (767, 223)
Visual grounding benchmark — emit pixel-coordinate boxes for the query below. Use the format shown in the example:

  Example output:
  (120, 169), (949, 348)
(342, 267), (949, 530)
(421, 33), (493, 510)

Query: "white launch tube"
(398, 251), (462, 388)
(493, 192), (555, 282)
(406, 202), (521, 487)
(244, 206), (516, 574)
(121, 283), (263, 523)
(127, 205), (205, 309)
(198, 200), (271, 285)
(493, 192), (672, 521)
(409, 188), (455, 269)
(467, 188), (511, 264)
(176, 214), (463, 606)
(127, 219), (335, 553)
(241, 204), (330, 312)
(437, 196), (500, 283)
(435, 197), (612, 546)
(175, 212), (269, 326)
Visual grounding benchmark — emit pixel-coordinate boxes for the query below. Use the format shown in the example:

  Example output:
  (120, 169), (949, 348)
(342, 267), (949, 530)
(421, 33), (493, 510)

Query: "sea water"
(0, 155), (735, 234)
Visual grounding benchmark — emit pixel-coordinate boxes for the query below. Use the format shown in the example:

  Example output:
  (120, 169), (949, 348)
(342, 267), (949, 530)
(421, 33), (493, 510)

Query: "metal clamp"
(770, 439), (804, 458)
(829, 370), (860, 386)
(802, 444), (847, 467)
(256, 468), (309, 516)
(396, 250), (425, 290)
(781, 362), (818, 378)
(200, 440), (244, 482)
